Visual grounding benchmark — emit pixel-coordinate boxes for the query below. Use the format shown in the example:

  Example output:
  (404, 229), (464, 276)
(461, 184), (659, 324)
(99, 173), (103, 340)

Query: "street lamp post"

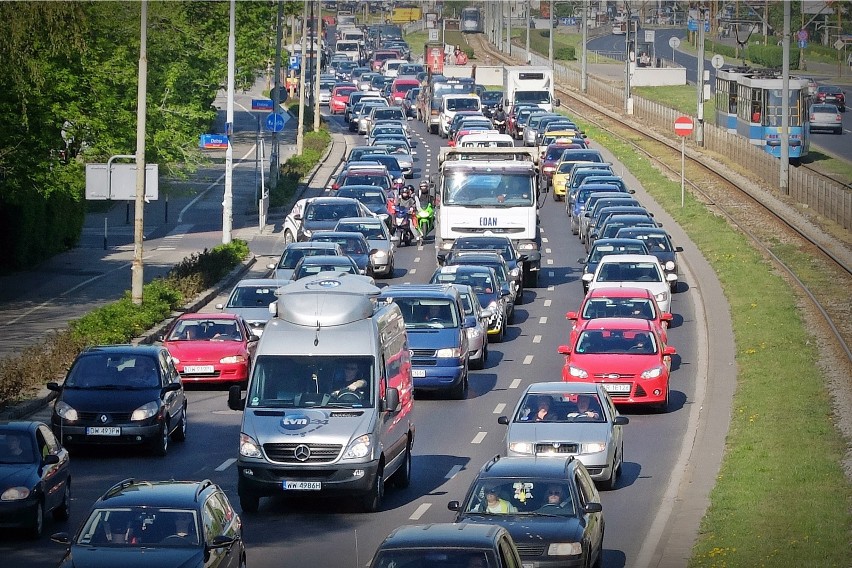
(131, 1), (148, 305)
(222, 0), (235, 244)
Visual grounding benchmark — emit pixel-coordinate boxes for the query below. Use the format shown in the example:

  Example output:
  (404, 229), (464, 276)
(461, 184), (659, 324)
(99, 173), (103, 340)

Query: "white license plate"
(86, 427), (121, 436)
(184, 365), (214, 373)
(603, 383), (631, 393)
(283, 481), (321, 491)
(411, 369), (426, 378)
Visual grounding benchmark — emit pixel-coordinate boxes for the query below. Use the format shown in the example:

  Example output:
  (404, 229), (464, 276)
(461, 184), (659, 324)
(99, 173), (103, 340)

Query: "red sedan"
(565, 286), (672, 347)
(330, 85), (357, 115)
(558, 318), (675, 411)
(163, 313), (258, 386)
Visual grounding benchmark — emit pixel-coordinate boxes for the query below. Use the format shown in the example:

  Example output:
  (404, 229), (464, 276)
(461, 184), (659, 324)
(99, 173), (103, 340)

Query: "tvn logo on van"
(479, 217), (498, 227)
(280, 410), (329, 434)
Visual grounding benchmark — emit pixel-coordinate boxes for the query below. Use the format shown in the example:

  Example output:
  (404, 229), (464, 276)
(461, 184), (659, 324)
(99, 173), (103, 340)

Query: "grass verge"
(573, 120), (851, 566)
(633, 85), (717, 125)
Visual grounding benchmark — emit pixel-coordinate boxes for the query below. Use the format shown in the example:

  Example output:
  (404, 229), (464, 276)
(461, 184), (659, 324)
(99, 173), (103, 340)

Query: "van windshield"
(388, 298), (460, 329)
(247, 356), (375, 408)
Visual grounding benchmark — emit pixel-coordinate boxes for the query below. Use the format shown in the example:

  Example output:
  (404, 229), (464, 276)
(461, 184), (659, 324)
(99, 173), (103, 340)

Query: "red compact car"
(330, 85), (357, 114)
(566, 286), (672, 347)
(558, 318), (675, 411)
(162, 313), (259, 385)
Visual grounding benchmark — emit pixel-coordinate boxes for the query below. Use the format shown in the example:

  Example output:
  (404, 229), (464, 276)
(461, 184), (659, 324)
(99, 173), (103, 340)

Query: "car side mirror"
(675, 246), (684, 252)
(248, 335), (260, 342)
(293, 214), (302, 221)
(666, 273), (678, 283)
(581, 273), (594, 283)
(584, 502), (603, 514)
(215, 303), (224, 310)
(162, 382), (183, 393)
(497, 415), (509, 425)
(50, 532), (71, 545)
(566, 311), (578, 320)
(664, 345), (677, 356)
(614, 416), (629, 426)
(43, 454), (60, 465)
(228, 385), (245, 411)
(47, 382), (61, 392)
(661, 312), (673, 322)
(557, 345), (571, 355)
(267, 262), (276, 270)
(209, 535), (239, 550)
(383, 386), (400, 412)
(447, 500), (461, 512)
(578, 257), (587, 263)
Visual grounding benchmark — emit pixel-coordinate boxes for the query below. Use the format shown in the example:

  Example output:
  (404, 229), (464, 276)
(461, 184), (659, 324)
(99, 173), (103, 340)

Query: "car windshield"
(0, 431), (36, 464)
(295, 260), (356, 279)
(443, 172), (534, 207)
(582, 297), (657, 320)
(628, 233), (673, 252)
(227, 285), (278, 308)
(597, 261), (661, 283)
(575, 328), (658, 354)
(337, 222), (386, 240)
(455, 241), (513, 261)
(278, 247), (335, 269)
(337, 188), (386, 205)
(515, 90), (550, 104)
(65, 354), (161, 389)
(463, 478), (577, 516)
(247, 355), (375, 408)
(343, 175), (390, 189)
(76, 508), (201, 547)
(387, 298), (459, 329)
(589, 242), (648, 261)
(514, 392), (606, 423)
(446, 98), (479, 111)
(431, 269), (495, 294)
(168, 319), (243, 342)
(312, 236), (368, 255)
(372, 551), (491, 567)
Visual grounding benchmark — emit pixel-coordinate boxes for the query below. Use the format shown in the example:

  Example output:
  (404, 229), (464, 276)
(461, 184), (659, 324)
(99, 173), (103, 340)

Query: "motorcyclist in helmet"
(397, 185), (423, 245)
(493, 105), (507, 133)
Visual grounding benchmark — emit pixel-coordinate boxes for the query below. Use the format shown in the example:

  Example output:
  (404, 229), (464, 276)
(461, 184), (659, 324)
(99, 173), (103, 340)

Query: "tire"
(471, 342), (487, 370)
(493, 322), (505, 343)
(391, 442), (412, 489)
(430, 124), (438, 135)
(29, 500), (44, 540)
(151, 420), (170, 457)
(600, 448), (619, 491)
(283, 230), (295, 246)
(172, 405), (187, 442)
(52, 481), (70, 522)
(524, 269), (538, 288)
(362, 465), (385, 512)
(239, 493), (260, 514)
(449, 366), (468, 400)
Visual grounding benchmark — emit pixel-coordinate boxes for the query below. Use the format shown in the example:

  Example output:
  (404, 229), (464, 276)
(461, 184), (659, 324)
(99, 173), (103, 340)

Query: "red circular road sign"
(674, 116), (694, 136)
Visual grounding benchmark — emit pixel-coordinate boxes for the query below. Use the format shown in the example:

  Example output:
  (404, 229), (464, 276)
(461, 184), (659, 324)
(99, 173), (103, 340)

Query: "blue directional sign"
(798, 40), (807, 49)
(265, 112), (289, 132)
(688, 19), (710, 32)
(560, 17), (576, 26)
(199, 134), (229, 149)
(252, 98), (274, 111)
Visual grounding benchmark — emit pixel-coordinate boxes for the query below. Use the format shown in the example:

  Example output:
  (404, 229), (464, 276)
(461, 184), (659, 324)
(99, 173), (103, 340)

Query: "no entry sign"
(674, 116), (694, 136)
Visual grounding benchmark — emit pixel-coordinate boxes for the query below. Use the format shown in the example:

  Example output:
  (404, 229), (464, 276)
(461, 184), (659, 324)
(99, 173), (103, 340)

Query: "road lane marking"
(523, 355), (534, 365)
(547, 259), (553, 265)
(544, 299), (552, 307)
(471, 432), (487, 444)
(510, 378), (522, 389)
(548, 285), (555, 291)
(494, 403), (506, 414)
(445, 465), (464, 479)
(410, 503), (431, 520)
(409, 268), (416, 274)
(539, 317), (548, 324)
(533, 335), (542, 343)
(548, 271), (555, 277)
(545, 248), (551, 254)
(542, 237), (549, 243)
(414, 257), (420, 262)
(215, 458), (237, 472)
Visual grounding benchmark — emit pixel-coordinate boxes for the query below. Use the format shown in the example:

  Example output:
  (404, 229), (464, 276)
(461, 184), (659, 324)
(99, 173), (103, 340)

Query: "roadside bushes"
(0, 240), (249, 408)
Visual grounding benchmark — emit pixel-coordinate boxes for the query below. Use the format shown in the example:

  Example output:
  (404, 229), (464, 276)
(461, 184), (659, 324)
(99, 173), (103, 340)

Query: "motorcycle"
(392, 206), (414, 247)
(417, 203), (435, 237)
(492, 117), (507, 134)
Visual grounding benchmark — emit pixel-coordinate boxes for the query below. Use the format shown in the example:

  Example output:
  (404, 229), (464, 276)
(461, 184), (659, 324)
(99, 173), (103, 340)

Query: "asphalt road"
(1, 102), (707, 568)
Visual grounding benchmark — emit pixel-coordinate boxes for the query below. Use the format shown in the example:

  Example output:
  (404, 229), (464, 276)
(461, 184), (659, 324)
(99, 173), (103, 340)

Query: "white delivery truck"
(502, 66), (560, 112)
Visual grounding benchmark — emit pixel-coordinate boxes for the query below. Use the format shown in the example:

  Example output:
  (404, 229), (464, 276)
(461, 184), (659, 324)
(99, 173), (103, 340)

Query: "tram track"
(469, 34), (852, 368)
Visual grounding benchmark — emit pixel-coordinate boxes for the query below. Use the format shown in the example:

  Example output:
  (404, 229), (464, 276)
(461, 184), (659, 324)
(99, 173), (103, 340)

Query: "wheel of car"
(172, 404), (187, 442)
(493, 322), (505, 343)
(239, 493), (260, 514)
(524, 269), (539, 288)
(52, 481), (71, 522)
(283, 230), (294, 246)
(508, 305), (516, 325)
(836, 127), (843, 134)
(29, 499), (44, 540)
(391, 441), (412, 489)
(600, 450), (619, 491)
(362, 465), (384, 512)
(152, 420), (170, 457)
(515, 283), (524, 305)
(472, 342), (487, 370)
(449, 364), (468, 400)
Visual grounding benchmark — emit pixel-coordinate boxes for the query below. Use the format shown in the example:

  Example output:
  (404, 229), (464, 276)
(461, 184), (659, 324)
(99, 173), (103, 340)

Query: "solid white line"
(494, 403), (506, 414)
(471, 432), (487, 444)
(544, 299), (552, 307)
(156, 246), (176, 251)
(533, 335), (542, 343)
(215, 458), (237, 472)
(410, 503), (432, 520)
(445, 465), (464, 479)
(509, 378), (522, 389)
(523, 355), (534, 365)
(539, 317), (548, 324)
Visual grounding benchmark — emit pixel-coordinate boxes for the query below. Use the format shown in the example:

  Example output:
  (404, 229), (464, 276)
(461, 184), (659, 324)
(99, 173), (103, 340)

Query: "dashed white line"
(494, 403), (506, 414)
(409, 268), (416, 274)
(510, 378), (522, 389)
(533, 335), (542, 343)
(547, 285), (555, 291)
(414, 257), (420, 263)
(545, 248), (552, 254)
(156, 246), (176, 251)
(445, 465), (464, 479)
(215, 458), (237, 472)
(523, 355), (534, 365)
(471, 432), (487, 444)
(544, 299), (552, 307)
(542, 237), (549, 243)
(410, 503), (432, 520)
(547, 259), (554, 265)
(539, 317), (548, 324)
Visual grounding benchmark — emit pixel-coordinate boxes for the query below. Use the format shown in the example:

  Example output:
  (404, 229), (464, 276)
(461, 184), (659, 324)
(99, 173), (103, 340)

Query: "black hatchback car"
(51, 478), (244, 568)
(443, 235), (526, 304)
(449, 455), (604, 568)
(47, 345), (187, 456)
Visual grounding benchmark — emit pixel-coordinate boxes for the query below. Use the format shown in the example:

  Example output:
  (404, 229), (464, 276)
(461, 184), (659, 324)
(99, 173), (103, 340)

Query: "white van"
(439, 94), (482, 137)
(335, 40), (362, 63)
(227, 273), (415, 513)
(458, 132), (515, 148)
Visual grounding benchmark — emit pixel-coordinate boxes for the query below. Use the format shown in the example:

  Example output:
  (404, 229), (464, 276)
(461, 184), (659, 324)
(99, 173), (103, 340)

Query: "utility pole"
(296, 0), (308, 155)
(581, 1), (587, 93)
(525, 4), (530, 63)
(313, 0), (321, 131)
(696, 8), (705, 147)
(548, 0), (554, 68)
(780, 0), (790, 194)
(271, 0), (284, 188)
(131, 0), (148, 305)
(222, 0), (235, 244)
(624, 7), (631, 113)
(507, 2), (512, 57)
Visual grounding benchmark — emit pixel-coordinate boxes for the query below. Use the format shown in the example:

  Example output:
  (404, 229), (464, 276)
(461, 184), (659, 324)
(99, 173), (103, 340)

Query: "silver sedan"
(334, 217), (395, 278)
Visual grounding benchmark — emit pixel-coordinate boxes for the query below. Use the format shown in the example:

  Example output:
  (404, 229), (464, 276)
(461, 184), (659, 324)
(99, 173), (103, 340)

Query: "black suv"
(51, 478), (245, 568)
(449, 455), (604, 568)
(370, 522), (523, 568)
(48, 345), (187, 456)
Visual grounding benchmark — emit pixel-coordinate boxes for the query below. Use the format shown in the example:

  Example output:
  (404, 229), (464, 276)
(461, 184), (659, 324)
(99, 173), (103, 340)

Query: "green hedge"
(747, 44), (801, 69)
(0, 240), (250, 406)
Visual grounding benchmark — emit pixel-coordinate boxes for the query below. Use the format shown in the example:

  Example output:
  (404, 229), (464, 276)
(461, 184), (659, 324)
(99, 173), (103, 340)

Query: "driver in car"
(331, 362), (368, 399)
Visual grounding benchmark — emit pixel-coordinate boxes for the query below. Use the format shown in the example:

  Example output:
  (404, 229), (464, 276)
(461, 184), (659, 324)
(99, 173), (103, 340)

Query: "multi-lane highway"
(1, 96), (717, 567)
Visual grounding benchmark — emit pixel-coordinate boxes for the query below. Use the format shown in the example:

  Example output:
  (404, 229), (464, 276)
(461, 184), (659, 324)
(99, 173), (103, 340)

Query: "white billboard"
(85, 163), (159, 201)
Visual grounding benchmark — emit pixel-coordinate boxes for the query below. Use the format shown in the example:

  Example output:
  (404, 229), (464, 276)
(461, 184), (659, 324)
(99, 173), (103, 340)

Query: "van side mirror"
(383, 386), (400, 412)
(497, 416), (509, 425)
(554, 98), (561, 107)
(228, 385), (245, 411)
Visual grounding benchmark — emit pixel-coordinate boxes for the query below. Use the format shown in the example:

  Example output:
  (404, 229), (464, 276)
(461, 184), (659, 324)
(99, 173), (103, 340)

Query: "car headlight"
(665, 260), (675, 271)
(581, 442), (608, 453)
(55, 400), (78, 422)
(510, 267), (520, 278)
(641, 366), (665, 379)
(548, 542), (583, 556)
(441, 241), (453, 250)
(131, 400), (159, 421)
(343, 434), (372, 459)
(436, 347), (462, 358)
(568, 364), (588, 379)
(300, 228), (312, 239)
(239, 433), (262, 458)
(220, 355), (247, 364)
(466, 327), (483, 339)
(1, 487), (30, 501)
(372, 250), (388, 259)
(171, 356), (181, 365)
(655, 291), (668, 303)
(508, 441), (534, 454)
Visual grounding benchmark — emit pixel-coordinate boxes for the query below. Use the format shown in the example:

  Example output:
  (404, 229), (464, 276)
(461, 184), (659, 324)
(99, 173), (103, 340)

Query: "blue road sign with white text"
(199, 134), (229, 149)
(266, 112), (288, 132)
(252, 99), (274, 111)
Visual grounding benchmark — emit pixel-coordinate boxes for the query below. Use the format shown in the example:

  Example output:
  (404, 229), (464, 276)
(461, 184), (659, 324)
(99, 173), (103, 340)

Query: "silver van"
(227, 273), (415, 514)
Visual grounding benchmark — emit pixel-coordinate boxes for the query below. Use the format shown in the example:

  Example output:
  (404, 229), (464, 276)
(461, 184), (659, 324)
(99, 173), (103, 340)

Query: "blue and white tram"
(735, 72), (810, 160)
(714, 66), (752, 133)
(461, 6), (482, 33)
